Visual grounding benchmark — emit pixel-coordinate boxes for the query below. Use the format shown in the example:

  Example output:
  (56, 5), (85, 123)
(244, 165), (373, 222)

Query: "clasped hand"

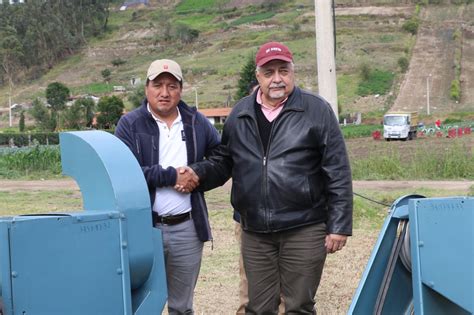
(175, 166), (200, 193)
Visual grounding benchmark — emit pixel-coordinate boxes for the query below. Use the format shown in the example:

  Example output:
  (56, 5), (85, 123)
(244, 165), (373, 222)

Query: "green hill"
(1, 0), (472, 128)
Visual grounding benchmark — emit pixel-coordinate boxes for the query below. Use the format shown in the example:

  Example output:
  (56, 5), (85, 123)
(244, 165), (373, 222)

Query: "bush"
(450, 79), (460, 101)
(359, 62), (371, 81)
(0, 132), (60, 147)
(398, 56), (409, 73)
(402, 18), (419, 35)
(111, 58), (127, 67)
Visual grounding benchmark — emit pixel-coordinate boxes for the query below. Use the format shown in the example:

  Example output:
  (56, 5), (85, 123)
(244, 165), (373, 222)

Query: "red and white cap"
(255, 42), (293, 67)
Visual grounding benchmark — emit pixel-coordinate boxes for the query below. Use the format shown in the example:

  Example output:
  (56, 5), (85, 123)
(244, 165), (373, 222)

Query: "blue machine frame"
(348, 194), (473, 315)
(0, 131), (167, 315)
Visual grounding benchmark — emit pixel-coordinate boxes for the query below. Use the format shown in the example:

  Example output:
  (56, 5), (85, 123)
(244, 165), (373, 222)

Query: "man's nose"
(160, 87), (170, 97)
(272, 71), (282, 82)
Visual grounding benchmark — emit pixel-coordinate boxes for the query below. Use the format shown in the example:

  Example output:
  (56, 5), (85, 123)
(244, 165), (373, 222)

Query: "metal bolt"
(120, 213), (126, 219)
(428, 281), (435, 288)
(121, 242), (127, 249)
(11, 271), (18, 278)
(76, 216), (82, 222)
(418, 241), (424, 247)
(116, 268), (123, 275)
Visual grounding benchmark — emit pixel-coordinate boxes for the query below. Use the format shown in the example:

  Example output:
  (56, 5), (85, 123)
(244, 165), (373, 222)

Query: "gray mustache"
(269, 83), (285, 88)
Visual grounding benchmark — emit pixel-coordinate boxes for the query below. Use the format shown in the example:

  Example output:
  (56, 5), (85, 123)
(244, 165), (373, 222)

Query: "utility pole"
(8, 94), (12, 128)
(315, 0), (338, 118)
(426, 74), (431, 115)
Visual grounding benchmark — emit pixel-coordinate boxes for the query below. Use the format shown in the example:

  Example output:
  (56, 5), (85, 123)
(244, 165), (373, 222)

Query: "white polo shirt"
(148, 104), (192, 216)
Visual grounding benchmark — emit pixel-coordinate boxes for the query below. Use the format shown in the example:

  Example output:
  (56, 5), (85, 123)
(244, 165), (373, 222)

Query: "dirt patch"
(335, 6), (413, 17)
(393, 5), (473, 114)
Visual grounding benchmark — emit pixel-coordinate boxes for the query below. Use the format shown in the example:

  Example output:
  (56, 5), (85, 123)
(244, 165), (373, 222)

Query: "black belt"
(153, 212), (191, 225)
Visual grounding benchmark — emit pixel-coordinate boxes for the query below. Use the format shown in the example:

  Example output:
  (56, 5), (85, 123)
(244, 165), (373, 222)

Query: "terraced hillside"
(0, 1), (472, 129)
(392, 4), (473, 115)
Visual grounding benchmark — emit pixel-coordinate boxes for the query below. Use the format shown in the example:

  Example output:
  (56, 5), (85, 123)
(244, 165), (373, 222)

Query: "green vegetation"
(230, 12), (276, 26)
(96, 96), (124, 129)
(398, 57), (409, 73)
(341, 125), (381, 139)
(351, 142), (474, 180)
(176, 0), (221, 13)
(70, 83), (113, 95)
(357, 69), (394, 96)
(402, 17), (419, 35)
(450, 79), (461, 101)
(0, 1), (110, 84)
(235, 53), (257, 100)
(0, 146), (61, 179)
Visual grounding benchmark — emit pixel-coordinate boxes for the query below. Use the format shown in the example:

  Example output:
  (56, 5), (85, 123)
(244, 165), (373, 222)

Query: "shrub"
(111, 58), (126, 67)
(450, 79), (460, 101)
(402, 18), (419, 35)
(0, 132), (60, 147)
(398, 57), (409, 73)
(359, 62), (371, 81)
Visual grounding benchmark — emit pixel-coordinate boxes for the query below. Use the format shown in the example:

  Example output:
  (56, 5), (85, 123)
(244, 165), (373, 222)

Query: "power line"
(353, 192), (391, 207)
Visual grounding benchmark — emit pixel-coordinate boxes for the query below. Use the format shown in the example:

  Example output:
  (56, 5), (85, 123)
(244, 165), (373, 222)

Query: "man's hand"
(325, 234), (347, 254)
(175, 166), (200, 193)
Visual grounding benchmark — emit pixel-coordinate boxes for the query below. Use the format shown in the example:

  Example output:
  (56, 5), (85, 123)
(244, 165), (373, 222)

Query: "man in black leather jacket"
(186, 42), (353, 314)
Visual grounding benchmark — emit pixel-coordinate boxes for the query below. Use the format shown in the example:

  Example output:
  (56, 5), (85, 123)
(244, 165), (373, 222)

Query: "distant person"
(179, 41), (353, 313)
(115, 59), (220, 314)
(435, 119), (441, 129)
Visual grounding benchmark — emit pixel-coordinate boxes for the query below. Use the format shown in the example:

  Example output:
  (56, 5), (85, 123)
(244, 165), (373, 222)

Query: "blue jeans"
(242, 223), (327, 314)
(156, 218), (204, 315)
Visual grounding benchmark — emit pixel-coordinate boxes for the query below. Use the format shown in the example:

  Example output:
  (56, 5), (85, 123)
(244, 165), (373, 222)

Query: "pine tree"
(235, 52), (257, 101)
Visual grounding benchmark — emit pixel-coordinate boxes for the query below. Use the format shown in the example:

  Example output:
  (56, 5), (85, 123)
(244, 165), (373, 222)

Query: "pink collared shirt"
(256, 88), (287, 122)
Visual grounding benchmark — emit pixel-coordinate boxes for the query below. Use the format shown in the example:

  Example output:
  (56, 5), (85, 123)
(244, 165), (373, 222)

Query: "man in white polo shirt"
(115, 59), (220, 314)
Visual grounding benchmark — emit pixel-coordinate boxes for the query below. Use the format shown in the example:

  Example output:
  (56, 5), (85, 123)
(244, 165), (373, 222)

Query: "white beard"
(269, 90), (285, 99)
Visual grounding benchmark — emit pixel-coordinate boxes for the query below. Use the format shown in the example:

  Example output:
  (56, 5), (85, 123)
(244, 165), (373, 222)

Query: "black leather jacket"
(193, 87), (353, 235)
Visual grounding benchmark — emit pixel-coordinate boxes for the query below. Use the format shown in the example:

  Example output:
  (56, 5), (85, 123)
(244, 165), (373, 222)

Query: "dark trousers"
(242, 223), (327, 314)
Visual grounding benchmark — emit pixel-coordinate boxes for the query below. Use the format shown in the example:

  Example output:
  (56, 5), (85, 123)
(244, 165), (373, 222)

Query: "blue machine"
(349, 194), (473, 314)
(0, 131), (167, 315)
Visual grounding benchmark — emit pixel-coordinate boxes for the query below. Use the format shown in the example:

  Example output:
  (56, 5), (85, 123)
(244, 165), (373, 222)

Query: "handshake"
(174, 166), (200, 193)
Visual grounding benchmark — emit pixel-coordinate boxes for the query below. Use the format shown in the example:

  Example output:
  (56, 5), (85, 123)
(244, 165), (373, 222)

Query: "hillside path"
(392, 5), (474, 114)
(0, 179), (472, 193)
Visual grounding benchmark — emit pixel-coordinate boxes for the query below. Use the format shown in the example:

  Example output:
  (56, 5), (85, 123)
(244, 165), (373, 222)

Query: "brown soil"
(0, 178), (471, 192)
(393, 5), (474, 114)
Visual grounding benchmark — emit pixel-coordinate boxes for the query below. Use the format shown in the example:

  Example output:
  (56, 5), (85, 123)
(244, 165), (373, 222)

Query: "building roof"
(198, 108), (232, 117)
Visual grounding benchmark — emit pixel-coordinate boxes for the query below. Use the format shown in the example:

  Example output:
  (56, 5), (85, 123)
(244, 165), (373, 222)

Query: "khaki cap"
(147, 59), (183, 82)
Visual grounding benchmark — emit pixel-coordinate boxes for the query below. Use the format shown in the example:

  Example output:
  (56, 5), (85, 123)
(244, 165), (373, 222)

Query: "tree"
(19, 110), (25, 132)
(128, 83), (145, 109)
(62, 97), (96, 129)
(398, 57), (409, 73)
(101, 68), (111, 84)
(30, 98), (55, 131)
(235, 52), (257, 100)
(46, 82), (70, 130)
(74, 97), (96, 127)
(96, 96), (124, 129)
(0, 25), (24, 90)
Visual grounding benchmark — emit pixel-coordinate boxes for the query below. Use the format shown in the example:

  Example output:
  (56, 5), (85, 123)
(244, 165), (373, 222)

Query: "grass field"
(0, 183), (471, 313)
